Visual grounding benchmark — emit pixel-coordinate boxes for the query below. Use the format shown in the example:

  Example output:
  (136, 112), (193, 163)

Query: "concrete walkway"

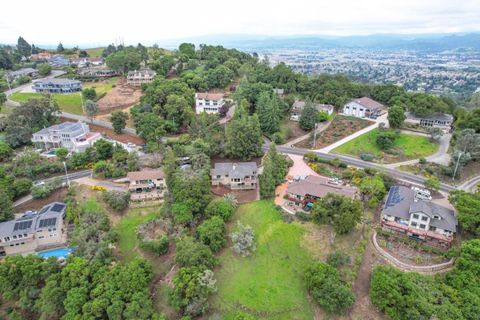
(281, 120), (331, 147)
(316, 113), (388, 153)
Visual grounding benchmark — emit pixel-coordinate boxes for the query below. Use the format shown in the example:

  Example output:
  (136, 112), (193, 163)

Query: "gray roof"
(405, 112), (454, 122)
(7, 68), (37, 77)
(382, 186), (457, 232)
(0, 202), (66, 238)
(34, 122), (84, 135)
(211, 162), (257, 179)
(34, 78), (80, 86)
(127, 68), (156, 77)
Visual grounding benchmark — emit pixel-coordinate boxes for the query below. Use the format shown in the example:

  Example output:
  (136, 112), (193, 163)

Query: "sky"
(1, 0), (480, 47)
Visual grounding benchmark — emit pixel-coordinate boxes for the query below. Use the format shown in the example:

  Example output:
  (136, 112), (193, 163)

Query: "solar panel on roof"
(13, 220), (33, 231)
(51, 203), (65, 212)
(39, 218), (57, 228)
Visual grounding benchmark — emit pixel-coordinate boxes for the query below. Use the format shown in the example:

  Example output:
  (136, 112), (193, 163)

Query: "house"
(273, 88), (285, 95)
(195, 92), (225, 114)
(381, 186), (457, 249)
(32, 78), (81, 93)
(5, 67), (38, 82)
(0, 202), (67, 256)
(286, 175), (358, 208)
(72, 57), (105, 68)
(32, 122), (102, 152)
(290, 100), (334, 121)
(343, 97), (386, 119)
(211, 162), (258, 190)
(404, 112), (453, 130)
(48, 54), (70, 67)
(125, 170), (166, 200)
(126, 68), (156, 86)
(30, 52), (52, 61)
(78, 66), (118, 78)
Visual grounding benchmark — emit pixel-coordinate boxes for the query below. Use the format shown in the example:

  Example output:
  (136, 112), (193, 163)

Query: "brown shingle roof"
(286, 175), (357, 199)
(196, 92), (224, 100)
(127, 169), (164, 181)
(353, 97), (385, 110)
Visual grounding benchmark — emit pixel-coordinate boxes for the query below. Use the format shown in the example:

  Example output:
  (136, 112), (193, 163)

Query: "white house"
(127, 68), (156, 86)
(343, 97), (386, 119)
(195, 92), (225, 114)
(32, 122), (102, 153)
(290, 100), (334, 121)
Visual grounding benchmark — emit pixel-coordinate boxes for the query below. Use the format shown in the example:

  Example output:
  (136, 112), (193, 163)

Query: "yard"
(10, 92), (84, 115)
(83, 77), (119, 98)
(84, 47), (105, 57)
(294, 115), (372, 149)
(332, 129), (439, 163)
(212, 201), (315, 319)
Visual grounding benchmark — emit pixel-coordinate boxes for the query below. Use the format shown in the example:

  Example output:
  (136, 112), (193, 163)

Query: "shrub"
(140, 235), (169, 255)
(419, 157), (427, 164)
(204, 198), (235, 221)
(102, 190), (130, 211)
(82, 87), (96, 100)
(327, 251), (351, 268)
(303, 152), (318, 162)
(230, 222), (256, 257)
(175, 236), (217, 269)
(272, 132), (285, 144)
(375, 131), (396, 150)
(197, 216), (226, 252)
(360, 153), (374, 161)
(13, 178), (32, 198)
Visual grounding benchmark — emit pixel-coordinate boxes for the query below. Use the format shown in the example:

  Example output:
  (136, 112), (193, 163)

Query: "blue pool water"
(38, 247), (74, 259)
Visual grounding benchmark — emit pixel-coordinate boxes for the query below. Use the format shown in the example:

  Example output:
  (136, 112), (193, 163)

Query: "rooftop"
(127, 169), (165, 181)
(34, 122), (87, 135)
(33, 78), (81, 86)
(286, 175), (358, 199)
(351, 97), (385, 110)
(405, 112), (454, 122)
(196, 92), (224, 100)
(211, 162), (257, 179)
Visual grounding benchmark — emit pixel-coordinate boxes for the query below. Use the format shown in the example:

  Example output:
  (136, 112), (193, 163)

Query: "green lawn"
(10, 92), (84, 115)
(83, 77), (119, 97)
(84, 47), (105, 57)
(115, 208), (158, 262)
(332, 129), (439, 163)
(213, 201), (315, 319)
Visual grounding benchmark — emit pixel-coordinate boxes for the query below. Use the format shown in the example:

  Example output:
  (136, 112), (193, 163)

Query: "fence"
(371, 230), (455, 273)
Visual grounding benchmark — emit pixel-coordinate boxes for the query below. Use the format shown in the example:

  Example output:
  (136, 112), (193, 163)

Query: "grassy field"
(10, 92), (84, 115)
(83, 77), (119, 97)
(84, 47), (105, 57)
(332, 129), (439, 163)
(114, 208), (158, 262)
(213, 201), (315, 319)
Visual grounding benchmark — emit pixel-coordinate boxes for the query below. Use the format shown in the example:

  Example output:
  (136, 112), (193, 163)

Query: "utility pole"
(312, 123), (318, 149)
(79, 90), (85, 117)
(63, 161), (70, 187)
(452, 144), (467, 181)
(5, 75), (12, 97)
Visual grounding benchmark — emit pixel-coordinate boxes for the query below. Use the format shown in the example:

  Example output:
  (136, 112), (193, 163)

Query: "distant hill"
(163, 33), (480, 52)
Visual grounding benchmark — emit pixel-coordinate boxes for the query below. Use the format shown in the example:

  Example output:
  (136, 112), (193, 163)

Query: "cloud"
(0, 0), (479, 46)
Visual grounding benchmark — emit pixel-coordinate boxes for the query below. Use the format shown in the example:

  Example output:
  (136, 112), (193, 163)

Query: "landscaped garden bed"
(294, 115), (372, 149)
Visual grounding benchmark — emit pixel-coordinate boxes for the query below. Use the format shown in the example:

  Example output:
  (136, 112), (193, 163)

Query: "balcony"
(382, 220), (452, 242)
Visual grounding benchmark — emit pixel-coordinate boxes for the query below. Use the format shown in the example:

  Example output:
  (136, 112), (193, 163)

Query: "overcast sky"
(1, 0), (480, 47)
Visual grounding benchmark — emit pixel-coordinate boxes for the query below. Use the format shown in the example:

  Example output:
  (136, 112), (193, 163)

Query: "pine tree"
(259, 143), (288, 199)
(17, 37), (31, 57)
(225, 101), (263, 160)
(257, 92), (280, 134)
(299, 102), (320, 131)
(0, 188), (13, 222)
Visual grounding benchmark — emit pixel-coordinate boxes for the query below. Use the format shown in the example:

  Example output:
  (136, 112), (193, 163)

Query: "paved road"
(317, 113), (388, 153)
(13, 170), (92, 207)
(274, 145), (456, 193)
(5, 70), (66, 97)
(459, 175), (480, 192)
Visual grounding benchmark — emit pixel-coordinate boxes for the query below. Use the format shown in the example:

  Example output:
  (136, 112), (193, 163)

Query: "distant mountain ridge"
(161, 33), (480, 52)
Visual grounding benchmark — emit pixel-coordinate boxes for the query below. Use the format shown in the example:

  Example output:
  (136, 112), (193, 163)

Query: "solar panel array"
(51, 203), (66, 212)
(13, 220), (33, 231)
(385, 186), (401, 207)
(38, 218), (57, 228)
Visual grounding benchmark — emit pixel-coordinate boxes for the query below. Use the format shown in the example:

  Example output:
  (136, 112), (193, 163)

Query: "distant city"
(262, 48), (480, 99)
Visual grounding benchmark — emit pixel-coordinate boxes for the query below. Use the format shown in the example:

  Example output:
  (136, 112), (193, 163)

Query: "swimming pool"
(37, 247), (74, 259)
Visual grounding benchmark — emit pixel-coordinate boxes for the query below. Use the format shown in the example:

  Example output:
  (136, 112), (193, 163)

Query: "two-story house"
(404, 112), (453, 131)
(0, 202), (67, 256)
(126, 68), (156, 86)
(32, 78), (82, 93)
(32, 122), (102, 152)
(290, 100), (334, 121)
(195, 92), (225, 114)
(381, 186), (457, 248)
(78, 66), (118, 78)
(343, 97), (386, 119)
(211, 162), (258, 190)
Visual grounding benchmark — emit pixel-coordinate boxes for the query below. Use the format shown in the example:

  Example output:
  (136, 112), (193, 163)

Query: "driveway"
(281, 120), (331, 147)
(316, 113), (388, 153)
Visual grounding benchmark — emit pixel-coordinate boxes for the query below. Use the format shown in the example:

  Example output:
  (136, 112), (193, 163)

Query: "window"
(420, 224), (426, 229)
(411, 222), (417, 227)
(413, 214), (419, 219)
(429, 226), (437, 231)
(421, 216), (428, 221)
